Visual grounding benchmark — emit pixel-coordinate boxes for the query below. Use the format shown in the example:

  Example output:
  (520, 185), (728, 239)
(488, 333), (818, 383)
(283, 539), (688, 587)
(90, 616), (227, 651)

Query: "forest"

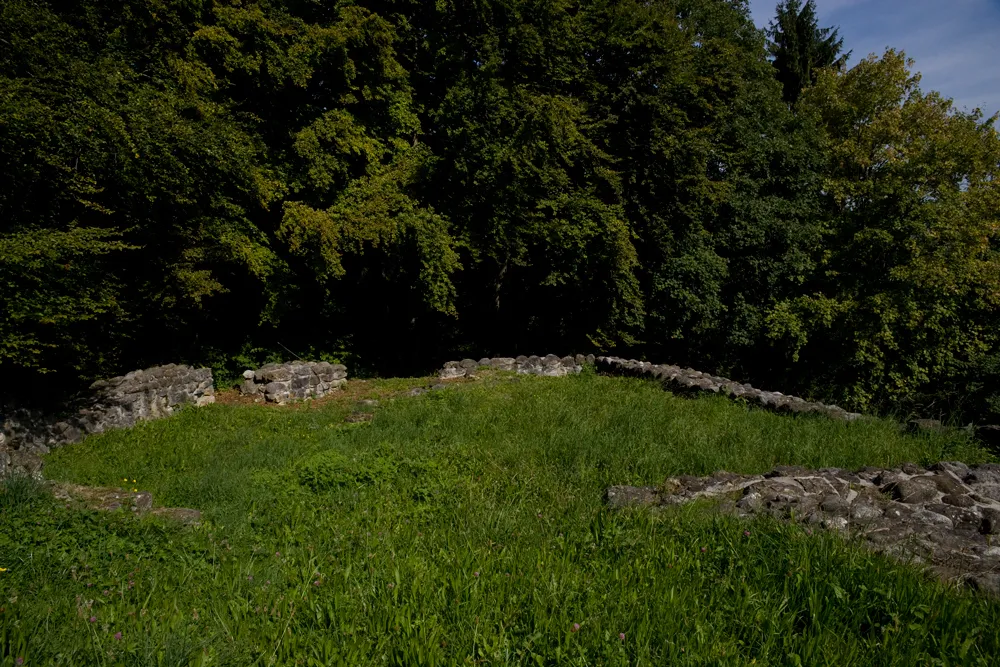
(1, 0), (998, 423)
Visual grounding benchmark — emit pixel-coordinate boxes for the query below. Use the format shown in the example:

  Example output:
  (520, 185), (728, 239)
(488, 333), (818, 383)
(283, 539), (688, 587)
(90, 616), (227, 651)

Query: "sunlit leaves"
(769, 50), (1000, 410)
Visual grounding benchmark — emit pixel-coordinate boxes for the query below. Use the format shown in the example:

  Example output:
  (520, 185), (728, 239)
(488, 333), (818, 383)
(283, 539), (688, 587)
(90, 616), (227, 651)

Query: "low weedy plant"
(2, 374), (998, 665)
(0, 473), (45, 512)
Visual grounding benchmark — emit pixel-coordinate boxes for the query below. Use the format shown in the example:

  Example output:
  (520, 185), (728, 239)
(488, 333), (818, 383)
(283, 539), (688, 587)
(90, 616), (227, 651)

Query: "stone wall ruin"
(1, 359), (352, 481)
(1, 364), (215, 479)
(438, 353), (866, 422)
(593, 356), (1000, 443)
(607, 461), (1000, 593)
(434, 352), (1000, 445)
(238, 361), (347, 404)
(596, 356), (865, 421)
(439, 354), (595, 379)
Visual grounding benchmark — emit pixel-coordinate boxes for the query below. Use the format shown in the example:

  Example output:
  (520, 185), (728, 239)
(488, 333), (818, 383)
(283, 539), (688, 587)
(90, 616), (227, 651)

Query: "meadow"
(2, 371), (999, 666)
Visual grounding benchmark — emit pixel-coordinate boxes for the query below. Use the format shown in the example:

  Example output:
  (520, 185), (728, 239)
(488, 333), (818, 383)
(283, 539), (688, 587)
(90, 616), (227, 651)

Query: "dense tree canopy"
(1, 0), (998, 423)
(769, 51), (1000, 412)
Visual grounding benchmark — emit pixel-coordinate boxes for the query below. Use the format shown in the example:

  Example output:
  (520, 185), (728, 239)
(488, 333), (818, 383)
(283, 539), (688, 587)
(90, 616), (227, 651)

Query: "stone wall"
(439, 354), (595, 379)
(238, 361), (347, 404)
(596, 356), (865, 421)
(594, 357), (1000, 442)
(607, 461), (1000, 593)
(437, 352), (864, 422)
(437, 353), (860, 421)
(443, 353), (1000, 441)
(3, 350), (995, 485)
(1, 364), (214, 479)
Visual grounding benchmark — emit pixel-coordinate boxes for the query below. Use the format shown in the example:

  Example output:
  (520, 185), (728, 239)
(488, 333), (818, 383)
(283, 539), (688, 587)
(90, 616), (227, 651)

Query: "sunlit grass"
(2, 373), (998, 665)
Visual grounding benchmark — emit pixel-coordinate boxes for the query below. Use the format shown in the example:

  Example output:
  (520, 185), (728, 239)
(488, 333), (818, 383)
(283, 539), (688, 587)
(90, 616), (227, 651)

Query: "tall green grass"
(2, 374), (998, 665)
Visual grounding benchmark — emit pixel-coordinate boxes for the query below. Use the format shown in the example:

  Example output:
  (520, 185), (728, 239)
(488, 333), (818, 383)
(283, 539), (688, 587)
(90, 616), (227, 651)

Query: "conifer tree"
(767, 0), (850, 105)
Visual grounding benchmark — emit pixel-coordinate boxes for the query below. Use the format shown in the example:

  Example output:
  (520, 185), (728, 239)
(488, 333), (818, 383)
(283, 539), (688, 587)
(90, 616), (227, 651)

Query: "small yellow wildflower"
(0, 567), (8, 572)
(132, 488), (138, 493)
(123, 478), (128, 482)
(132, 479), (136, 483)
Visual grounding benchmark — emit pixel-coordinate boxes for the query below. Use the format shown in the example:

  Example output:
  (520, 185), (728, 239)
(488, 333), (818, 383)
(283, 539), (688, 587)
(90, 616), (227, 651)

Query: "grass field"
(3, 372), (1000, 666)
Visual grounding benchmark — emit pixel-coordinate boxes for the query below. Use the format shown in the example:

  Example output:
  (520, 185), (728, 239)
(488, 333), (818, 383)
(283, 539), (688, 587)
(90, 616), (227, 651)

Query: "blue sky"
(747, 0), (1000, 120)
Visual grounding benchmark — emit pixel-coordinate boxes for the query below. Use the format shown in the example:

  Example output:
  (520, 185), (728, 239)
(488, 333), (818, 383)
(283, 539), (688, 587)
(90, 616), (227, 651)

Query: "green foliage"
(1, 0), (999, 424)
(0, 227), (132, 375)
(7, 376), (998, 664)
(297, 450), (399, 490)
(0, 472), (45, 511)
(0, 0), (284, 382)
(769, 50), (1000, 412)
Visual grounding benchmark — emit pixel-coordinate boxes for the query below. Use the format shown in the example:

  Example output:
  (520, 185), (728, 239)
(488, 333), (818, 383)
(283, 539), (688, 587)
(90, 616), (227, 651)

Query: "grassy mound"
(2, 374), (999, 665)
